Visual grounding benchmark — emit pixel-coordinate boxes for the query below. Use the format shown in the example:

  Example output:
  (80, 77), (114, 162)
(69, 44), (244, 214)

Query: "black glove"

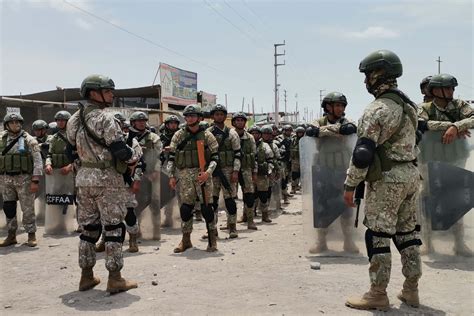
(415, 130), (423, 145)
(305, 127), (319, 137)
(418, 120), (428, 133)
(40, 143), (50, 151)
(339, 123), (357, 135)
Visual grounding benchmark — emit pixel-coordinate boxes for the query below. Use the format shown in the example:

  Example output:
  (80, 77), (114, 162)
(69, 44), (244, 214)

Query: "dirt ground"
(1, 194), (473, 316)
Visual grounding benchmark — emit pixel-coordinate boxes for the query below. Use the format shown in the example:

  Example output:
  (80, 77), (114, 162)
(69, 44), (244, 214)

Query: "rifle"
(196, 139), (212, 248)
(354, 181), (365, 228)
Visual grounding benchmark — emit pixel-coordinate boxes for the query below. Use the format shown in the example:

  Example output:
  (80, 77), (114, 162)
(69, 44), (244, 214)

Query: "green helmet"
(183, 104), (202, 116)
(199, 121), (210, 129)
(80, 74), (115, 98)
(321, 92), (348, 109)
(3, 113), (24, 127)
(261, 125), (273, 134)
(231, 112), (247, 121)
(249, 125), (261, 134)
(283, 124), (293, 131)
(54, 110), (71, 121)
(359, 49), (403, 78)
(165, 115), (180, 124)
(420, 76), (433, 92)
(130, 111), (148, 122)
(123, 120), (131, 129)
(114, 112), (126, 122)
(32, 120), (48, 130)
(295, 126), (305, 133)
(427, 73), (458, 92)
(210, 104), (227, 115)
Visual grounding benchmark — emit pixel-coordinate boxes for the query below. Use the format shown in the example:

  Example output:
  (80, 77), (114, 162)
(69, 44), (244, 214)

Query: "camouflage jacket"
(0, 130), (43, 176)
(418, 99), (474, 132)
(135, 130), (161, 174)
(311, 116), (354, 137)
(236, 129), (257, 173)
(207, 124), (241, 171)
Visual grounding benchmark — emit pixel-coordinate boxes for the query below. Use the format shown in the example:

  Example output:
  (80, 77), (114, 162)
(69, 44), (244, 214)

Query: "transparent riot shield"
(44, 169), (76, 234)
(34, 176), (46, 224)
(418, 129), (474, 256)
(160, 169), (179, 228)
(269, 178), (282, 212)
(301, 134), (364, 255)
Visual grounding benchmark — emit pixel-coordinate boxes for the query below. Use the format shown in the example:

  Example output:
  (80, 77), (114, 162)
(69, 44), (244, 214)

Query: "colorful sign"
(201, 91), (217, 112)
(160, 63), (198, 106)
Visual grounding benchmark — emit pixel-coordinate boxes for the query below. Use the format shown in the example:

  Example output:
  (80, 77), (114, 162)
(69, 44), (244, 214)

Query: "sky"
(1, 0), (473, 121)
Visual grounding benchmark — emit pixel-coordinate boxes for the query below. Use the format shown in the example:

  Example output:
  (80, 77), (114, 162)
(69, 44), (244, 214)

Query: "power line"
(62, 0), (221, 72)
(223, 0), (258, 31)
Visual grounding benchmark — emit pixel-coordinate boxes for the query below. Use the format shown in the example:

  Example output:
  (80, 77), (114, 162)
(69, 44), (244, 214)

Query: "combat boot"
(238, 212), (247, 223)
(262, 211), (272, 223)
(206, 229), (218, 252)
(79, 268), (100, 291)
(127, 234), (139, 253)
(95, 240), (105, 253)
(229, 223), (238, 238)
(346, 285), (390, 311)
(174, 232), (193, 253)
(247, 213), (258, 230)
(106, 271), (138, 294)
(397, 279), (419, 308)
(26, 233), (37, 247)
(283, 195), (290, 204)
(290, 187), (297, 195)
(0, 231), (17, 247)
(201, 229), (218, 239)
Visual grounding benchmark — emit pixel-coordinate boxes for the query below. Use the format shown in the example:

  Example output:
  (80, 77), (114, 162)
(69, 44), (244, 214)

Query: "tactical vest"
(240, 137), (255, 169)
(49, 132), (71, 168)
(0, 132), (34, 174)
(256, 141), (268, 176)
(212, 126), (234, 167)
(422, 101), (462, 123)
(318, 116), (347, 127)
(175, 129), (211, 169)
(290, 137), (300, 161)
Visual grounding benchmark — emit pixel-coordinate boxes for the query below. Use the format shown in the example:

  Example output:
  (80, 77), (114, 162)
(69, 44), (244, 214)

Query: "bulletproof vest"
(240, 137), (255, 170)
(422, 101), (462, 123)
(290, 137), (300, 161)
(211, 126), (234, 167)
(280, 136), (292, 162)
(256, 141), (268, 175)
(318, 116), (347, 127)
(36, 136), (49, 160)
(175, 129), (211, 169)
(0, 132), (34, 174)
(49, 131), (71, 168)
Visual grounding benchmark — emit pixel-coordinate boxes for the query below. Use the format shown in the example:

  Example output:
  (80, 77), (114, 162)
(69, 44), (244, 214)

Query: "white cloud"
(74, 17), (92, 30)
(345, 26), (400, 39)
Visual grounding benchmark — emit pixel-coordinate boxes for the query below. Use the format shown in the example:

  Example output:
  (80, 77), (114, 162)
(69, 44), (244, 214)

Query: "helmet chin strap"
(440, 89), (453, 101)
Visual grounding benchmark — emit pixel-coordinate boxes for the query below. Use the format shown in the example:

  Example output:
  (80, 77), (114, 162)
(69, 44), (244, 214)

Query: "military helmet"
(114, 112), (126, 122)
(129, 111), (148, 122)
(261, 125), (273, 134)
(199, 121), (210, 129)
(54, 110), (71, 121)
(80, 74), (115, 98)
(123, 120), (131, 129)
(32, 120), (49, 130)
(231, 111), (247, 121)
(210, 104), (227, 116)
(359, 49), (403, 78)
(249, 125), (261, 134)
(283, 124), (293, 131)
(321, 92), (348, 109)
(419, 76), (433, 91)
(164, 115), (180, 124)
(295, 126), (305, 133)
(3, 113), (24, 128)
(427, 73), (458, 92)
(183, 104), (203, 116)
(48, 122), (58, 134)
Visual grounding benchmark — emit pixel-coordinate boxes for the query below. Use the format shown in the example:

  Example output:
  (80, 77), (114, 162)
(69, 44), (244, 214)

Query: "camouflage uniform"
(289, 130), (304, 193)
(275, 129), (293, 202)
(32, 121), (50, 223)
(267, 138), (282, 211)
(255, 137), (275, 222)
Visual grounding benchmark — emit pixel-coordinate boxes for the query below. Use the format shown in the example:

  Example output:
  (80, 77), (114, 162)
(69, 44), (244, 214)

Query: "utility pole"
(436, 56), (442, 74)
(295, 93), (298, 123)
(225, 94), (228, 107)
(284, 89), (287, 117)
(319, 89), (325, 117)
(274, 41), (285, 125)
(241, 97), (245, 111)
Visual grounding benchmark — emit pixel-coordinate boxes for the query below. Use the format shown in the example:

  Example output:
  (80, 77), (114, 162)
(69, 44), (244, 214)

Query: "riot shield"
(44, 169), (76, 234)
(301, 134), (363, 254)
(34, 176), (46, 224)
(269, 178), (282, 211)
(418, 129), (474, 256)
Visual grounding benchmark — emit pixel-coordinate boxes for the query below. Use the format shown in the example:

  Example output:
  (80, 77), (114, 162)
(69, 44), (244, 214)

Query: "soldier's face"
(185, 114), (199, 126)
(166, 122), (179, 131)
(133, 119), (148, 131)
(33, 128), (47, 137)
(432, 87), (454, 99)
(262, 133), (272, 141)
(296, 132), (304, 138)
(56, 119), (67, 130)
(90, 89), (114, 105)
(233, 118), (246, 129)
(213, 111), (226, 124)
(7, 120), (22, 133)
(251, 132), (260, 141)
(329, 103), (345, 118)
(284, 129), (292, 136)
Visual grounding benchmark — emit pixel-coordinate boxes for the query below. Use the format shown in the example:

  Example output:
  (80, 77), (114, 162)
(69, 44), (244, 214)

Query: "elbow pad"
(109, 141), (133, 161)
(339, 123), (357, 135)
(306, 127), (319, 137)
(65, 142), (78, 161)
(417, 120), (428, 133)
(352, 137), (376, 169)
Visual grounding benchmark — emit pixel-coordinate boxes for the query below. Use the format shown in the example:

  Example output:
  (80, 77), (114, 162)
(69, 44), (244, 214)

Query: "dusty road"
(1, 194), (473, 315)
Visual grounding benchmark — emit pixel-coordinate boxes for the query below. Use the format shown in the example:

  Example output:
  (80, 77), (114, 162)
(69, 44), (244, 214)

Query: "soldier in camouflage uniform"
(167, 104), (220, 253)
(266, 125), (282, 214)
(343, 50), (422, 311)
(257, 125), (276, 223)
(289, 126), (305, 194)
(232, 112), (258, 230)
(31, 119), (50, 223)
(208, 104), (241, 239)
(418, 73), (474, 257)
(67, 74), (138, 293)
(276, 125), (293, 204)
(0, 113), (43, 247)
(306, 92), (359, 254)
(129, 111), (162, 240)
(419, 76), (434, 103)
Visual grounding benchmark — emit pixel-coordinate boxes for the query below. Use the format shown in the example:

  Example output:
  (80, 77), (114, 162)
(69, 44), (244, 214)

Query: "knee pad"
(125, 207), (137, 227)
(201, 204), (215, 223)
(224, 198), (237, 215)
(257, 191), (268, 204)
(180, 203), (194, 222)
(212, 196), (219, 212)
(243, 193), (255, 208)
(365, 229), (393, 262)
(267, 188), (273, 200)
(80, 223), (102, 244)
(393, 225), (422, 253)
(281, 178), (288, 189)
(104, 222), (126, 243)
(291, 172), (300, 181)
(3, 201), (17, 219)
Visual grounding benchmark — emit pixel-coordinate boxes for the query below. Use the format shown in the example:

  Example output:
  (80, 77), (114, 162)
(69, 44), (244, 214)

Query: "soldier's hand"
(60, 164), (73, 175)
(459, 129), (471, 139)
(30, 181), (39, 193)
(442, 126), (458, 144)
(130, 181), (140, 194)
(343, 190), (356, 208)
(169, 177), (177, 190)
(164, 146), (171, 152)
(45, 164), (53, 175)
(197, 171), (209, 185)
(231, 171), (239, 183)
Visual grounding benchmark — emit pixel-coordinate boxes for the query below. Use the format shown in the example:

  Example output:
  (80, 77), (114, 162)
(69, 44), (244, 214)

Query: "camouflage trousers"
(255, 174), (270, 213)
(176, 168), (215, 233)
(290, 163), (301, 190)
(212, 167), (237, 225)
(1, 174), (36, 233)
(77, 186), (128, 272)
(363, 177), (422, 288)
(239, 168), (255, 219)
